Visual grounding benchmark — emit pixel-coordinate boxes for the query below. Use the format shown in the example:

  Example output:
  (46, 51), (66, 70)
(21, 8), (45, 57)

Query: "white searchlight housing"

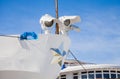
(59, 16), (80, 25)
(40, 14), (55, 34)
(59, 16), (81, 35)
(40, 14), (81, 35)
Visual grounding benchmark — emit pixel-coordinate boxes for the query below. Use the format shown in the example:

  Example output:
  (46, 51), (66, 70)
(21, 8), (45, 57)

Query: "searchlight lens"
(44, 20), (54, 27)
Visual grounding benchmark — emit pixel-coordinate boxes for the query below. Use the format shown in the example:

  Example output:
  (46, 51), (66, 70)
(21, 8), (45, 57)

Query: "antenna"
(55, 0), (59, 34)
(68, 50), (87, 72)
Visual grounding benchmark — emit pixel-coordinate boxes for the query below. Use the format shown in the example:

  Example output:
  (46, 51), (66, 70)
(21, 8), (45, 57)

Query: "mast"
(55, 0), (59, 34)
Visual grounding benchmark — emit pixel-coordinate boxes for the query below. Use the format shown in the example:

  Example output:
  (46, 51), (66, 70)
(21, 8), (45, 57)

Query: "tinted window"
(89, 74), (94, 79)
(118, 74), (120, 78)
(111, 74), (116, 78)
(73, 73), (78, 79)
(104, 74), (109, 78)
(96, 74), (102, 78)
(73, 76), (78, 79)
(81, 75), (87, 79)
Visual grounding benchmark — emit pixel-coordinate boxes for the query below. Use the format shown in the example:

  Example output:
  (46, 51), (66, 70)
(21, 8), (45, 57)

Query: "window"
(88, 71), (94, 79)
(111, 74), (116, 78)
(81, 75), (87, 79)
(73, 73), (78, 79)
(89, 74), (94, 79)
(96, 74), (102, 79)
(118, 74), (120, 78)
(81, 71), (87, 79)
(60, 75), (66, 79)
(96, 70), (102, 79)
(104, 74), (109, 79)
(118, 71), (120, 78)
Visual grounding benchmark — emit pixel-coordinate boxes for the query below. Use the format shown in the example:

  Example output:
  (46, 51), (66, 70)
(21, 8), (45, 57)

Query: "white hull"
(0, 71), (44, 79)
(0, 34), (70, 79)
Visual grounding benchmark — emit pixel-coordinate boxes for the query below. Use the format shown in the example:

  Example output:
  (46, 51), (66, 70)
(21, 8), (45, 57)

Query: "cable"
(68, 50), (87, 72)
(0, 34), (19, 38)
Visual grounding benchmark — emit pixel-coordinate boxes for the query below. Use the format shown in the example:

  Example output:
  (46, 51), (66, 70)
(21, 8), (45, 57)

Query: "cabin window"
(96, 70), (102, 79)
(111, 74), (116, 78)
(60, 75), (66, 79)
(81, 74), (87, 79)
(118, 74), (120, 78)
(103, 74), (109, 79)
(96, 74), (102, 79)
(73, 73), (78, 79)
(88, 71), (94, 79)
(88, 74), (94, 79)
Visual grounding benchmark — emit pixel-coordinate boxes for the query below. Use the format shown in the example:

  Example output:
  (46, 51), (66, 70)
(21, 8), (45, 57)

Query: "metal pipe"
(55, 0), (59, 34)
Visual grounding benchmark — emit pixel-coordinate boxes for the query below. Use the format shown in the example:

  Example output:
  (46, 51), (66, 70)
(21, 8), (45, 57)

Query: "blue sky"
(0, 0), (120, 64)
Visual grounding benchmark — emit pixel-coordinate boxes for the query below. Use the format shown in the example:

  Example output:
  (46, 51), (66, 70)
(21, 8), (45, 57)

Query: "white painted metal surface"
(61, 64), (120, 73)
(0, 34), (71, 79)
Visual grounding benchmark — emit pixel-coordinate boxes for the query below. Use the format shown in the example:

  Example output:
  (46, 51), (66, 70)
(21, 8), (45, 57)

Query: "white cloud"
(69, 8), (120, 64)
